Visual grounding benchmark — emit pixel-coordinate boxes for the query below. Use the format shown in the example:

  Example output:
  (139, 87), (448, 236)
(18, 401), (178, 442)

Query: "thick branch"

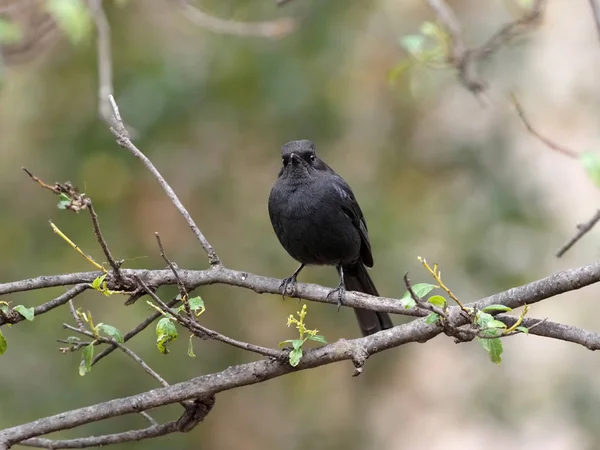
(4, 259), (600, 322)
(0, 318), (438, 447)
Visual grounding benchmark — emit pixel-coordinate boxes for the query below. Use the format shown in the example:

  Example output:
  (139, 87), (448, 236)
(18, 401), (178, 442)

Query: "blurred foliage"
(2, 1), (600, 449)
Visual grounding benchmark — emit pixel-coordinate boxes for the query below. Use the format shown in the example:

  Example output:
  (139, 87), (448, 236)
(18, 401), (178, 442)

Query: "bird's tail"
(342, 263), (393, 336)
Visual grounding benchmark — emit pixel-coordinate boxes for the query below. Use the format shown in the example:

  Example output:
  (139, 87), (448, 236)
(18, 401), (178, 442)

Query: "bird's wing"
(331, 174), (374, 267)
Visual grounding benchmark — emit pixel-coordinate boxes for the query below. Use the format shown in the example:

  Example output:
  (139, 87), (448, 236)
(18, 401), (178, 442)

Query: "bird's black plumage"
(268, 139), (393, 336)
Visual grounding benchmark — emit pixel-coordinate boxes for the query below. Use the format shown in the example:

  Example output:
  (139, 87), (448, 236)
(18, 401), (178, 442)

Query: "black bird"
(268, 139), (393, 336)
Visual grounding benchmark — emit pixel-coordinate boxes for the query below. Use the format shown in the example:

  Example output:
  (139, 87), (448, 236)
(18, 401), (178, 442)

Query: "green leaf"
(91, 274), (107, 290)
(0, 330), (6, 355)
(188, 296), (205, 315)
(307, 334), (327, 344)
(79, 343), (94, 376)
(477, 337), (503, 365)
(56, 193), (71, 210)
(156, 317), (178, 354)
(412, 283), (437, 298)
(291, 339), (303, 350)
(278, 339), (295, 347)
(96, 323), (124, 343)
(46, 0), (92, 44)
(427, 295), (446, 308)
(0, 301), (10, 314)
(475, 311), (494, 327)
(481, 304), (512, 313)
(425, 312), (440, 324)
(515, 326), (529, 334)
(400, 34), (425, 56)
(187, 335), (196, 358)
(487, 320), (507, 329)
(13, 305), (34, 321)
(581, 151), (600, 188)
(289, 348), (302, 367)
(400, 291), (416, 310)
(0, 18), (22, 44)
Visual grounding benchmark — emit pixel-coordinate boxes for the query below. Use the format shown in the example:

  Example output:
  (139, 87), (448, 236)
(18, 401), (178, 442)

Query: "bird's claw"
(279, 276), (298, 300)
(327, 284), (346, 312)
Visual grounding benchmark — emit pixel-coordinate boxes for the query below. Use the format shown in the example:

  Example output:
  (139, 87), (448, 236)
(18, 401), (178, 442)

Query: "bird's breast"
(268, 179), (361, 265)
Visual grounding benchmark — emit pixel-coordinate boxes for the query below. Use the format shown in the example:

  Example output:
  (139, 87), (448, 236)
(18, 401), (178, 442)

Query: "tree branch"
(427, 0), (547, 96)
(0, 284), (88, 326)
(556, 210), (600, 257)
(18, 421), (178, 449)
(107, 95), (220, 266)
(177, 0), (296, 38)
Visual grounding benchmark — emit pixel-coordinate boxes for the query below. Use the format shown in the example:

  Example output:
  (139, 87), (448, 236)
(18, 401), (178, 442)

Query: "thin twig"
(91, 296), (180, 365)
(108, 95), (220, 266)
(155, 233), (193, 319)
(139, 412), (158, 427)
(511, 94), (579, 159)
(86, 199), (122, 277)
(403, 273), (448, 319)
(63, 323), (170, 388)
(134, 275), (285, 360)
(556, 210), (600, 257)
(68, 300), (86, 330)
(87, 0), (115, 127)
(427, 0), (547, 96)
(178, 0), (295, 38)
(19, 422), (178, 449)
(50, 221), (106, 272)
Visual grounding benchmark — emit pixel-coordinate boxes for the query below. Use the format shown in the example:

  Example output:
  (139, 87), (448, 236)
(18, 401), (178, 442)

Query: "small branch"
(427, 0), (547, 96)
(403, 273), (447, 319)
(18, 422), (178, 449)
(138, 412), (158, 427)
(187, 320), (285, 360)
(22, 168), (87, 212)
(0, 284), (88, 327)
(590, 0), (600, 44)
(134, 276), (285, 360)
(91, 297), (180, 366)
(511, 94), (579, 159)
(86, 199), (122, 277)
(87, 0), (133, 134)
(63, 324), (170, 388)
(155, 233), (192, 318)
(108, 95), (220, 266)
(178, 0), (296, 38)
(556, 210), (600, 257)
(498, 315), (600, 351)
(68, 300), (86, 330)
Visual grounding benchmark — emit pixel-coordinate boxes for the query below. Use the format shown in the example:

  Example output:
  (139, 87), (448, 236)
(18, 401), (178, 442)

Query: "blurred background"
(2, 1), (600, 449)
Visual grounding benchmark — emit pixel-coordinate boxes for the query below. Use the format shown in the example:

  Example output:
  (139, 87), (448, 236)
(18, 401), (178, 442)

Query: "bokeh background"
(2, 1), (600, 449)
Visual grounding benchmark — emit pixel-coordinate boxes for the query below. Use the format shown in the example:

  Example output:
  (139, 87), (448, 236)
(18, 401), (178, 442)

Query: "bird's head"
(279, 140), (327, 179)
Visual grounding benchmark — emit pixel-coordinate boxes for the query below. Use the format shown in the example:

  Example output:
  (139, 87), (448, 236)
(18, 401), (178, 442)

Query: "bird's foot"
(279, 275), (298, 300)
(327, 283), (346, 312)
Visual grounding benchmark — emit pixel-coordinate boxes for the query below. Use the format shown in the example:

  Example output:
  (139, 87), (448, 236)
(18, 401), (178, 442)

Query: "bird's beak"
(289, 153), (299, 164)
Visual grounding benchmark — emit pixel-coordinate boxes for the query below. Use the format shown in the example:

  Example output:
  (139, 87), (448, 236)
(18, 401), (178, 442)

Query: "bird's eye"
(282, 158), (288, 166)
(309, 154), (316, 162)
